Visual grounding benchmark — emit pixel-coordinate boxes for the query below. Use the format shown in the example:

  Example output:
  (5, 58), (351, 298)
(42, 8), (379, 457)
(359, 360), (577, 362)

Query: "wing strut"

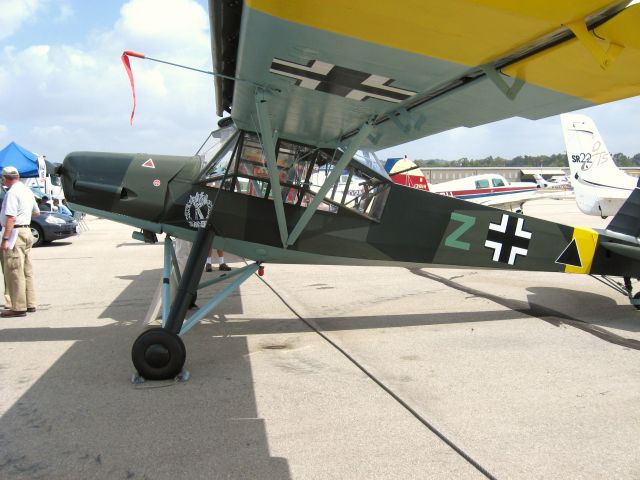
(286, 120), (374, 247)
(255, 92), (376, 248)
(565, 19), (623, 70)
(480, 65), (525, 100)
(255, 88), (289, 248)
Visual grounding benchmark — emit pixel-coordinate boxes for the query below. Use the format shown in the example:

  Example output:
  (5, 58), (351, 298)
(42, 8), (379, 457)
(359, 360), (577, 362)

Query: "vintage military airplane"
(57, 0), (640, 381)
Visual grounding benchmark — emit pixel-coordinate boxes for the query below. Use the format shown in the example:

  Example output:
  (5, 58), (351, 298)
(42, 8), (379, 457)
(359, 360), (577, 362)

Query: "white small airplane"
(385, 156), (543, 212)
(561, 113), (638, 218)
(532, 173), (571, 190)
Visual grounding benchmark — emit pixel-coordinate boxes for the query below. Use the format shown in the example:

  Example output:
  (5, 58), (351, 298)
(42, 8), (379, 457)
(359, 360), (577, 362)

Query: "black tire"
(31, 224), (44, 247)
(131, 328), (186, 380)
(634, 292), (640, 311)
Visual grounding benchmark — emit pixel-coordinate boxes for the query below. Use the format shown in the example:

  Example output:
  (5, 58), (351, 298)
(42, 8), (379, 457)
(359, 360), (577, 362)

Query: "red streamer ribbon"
(121, 51), (145, 125)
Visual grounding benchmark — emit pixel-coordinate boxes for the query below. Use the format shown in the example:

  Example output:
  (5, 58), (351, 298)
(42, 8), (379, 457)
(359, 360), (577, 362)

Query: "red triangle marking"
(142, 158), (155, 168)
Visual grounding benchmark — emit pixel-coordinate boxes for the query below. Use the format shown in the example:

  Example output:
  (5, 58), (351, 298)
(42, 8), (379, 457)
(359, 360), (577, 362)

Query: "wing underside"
(210, 0), (640, 150)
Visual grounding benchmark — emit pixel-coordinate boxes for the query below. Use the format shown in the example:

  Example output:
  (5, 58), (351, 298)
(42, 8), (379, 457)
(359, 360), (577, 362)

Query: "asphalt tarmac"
(1, 198), (639, 479)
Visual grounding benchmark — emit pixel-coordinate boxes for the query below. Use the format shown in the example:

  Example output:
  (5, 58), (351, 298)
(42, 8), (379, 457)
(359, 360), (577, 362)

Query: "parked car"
(0, 189), (78, 247)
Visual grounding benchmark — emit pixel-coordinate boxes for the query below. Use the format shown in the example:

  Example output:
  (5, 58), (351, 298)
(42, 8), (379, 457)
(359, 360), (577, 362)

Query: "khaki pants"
(3, 228), (36, 311)
(0, 251), (11, 307)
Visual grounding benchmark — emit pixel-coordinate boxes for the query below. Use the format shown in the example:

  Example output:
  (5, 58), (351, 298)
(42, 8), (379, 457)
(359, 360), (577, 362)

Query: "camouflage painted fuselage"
(61, 151), (640, 278)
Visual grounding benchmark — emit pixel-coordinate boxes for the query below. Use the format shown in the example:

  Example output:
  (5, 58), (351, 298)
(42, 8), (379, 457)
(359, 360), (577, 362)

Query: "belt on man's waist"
(14, 225), (30, 228)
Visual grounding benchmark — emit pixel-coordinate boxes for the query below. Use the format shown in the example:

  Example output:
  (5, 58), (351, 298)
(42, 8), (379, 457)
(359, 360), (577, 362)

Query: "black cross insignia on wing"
(484, 214), (532, 265)
(270, 58), (417, 103)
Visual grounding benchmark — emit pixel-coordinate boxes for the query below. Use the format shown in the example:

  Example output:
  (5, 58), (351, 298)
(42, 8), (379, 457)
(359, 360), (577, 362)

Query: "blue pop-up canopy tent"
(0, 141), (40, 178)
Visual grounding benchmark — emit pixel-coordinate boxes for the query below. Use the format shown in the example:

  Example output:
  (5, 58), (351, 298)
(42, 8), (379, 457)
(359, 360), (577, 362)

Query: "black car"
(0, 189), (78, 247)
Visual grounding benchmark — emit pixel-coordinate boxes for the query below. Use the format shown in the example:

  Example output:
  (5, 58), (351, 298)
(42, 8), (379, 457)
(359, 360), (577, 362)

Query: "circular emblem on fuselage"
(184, 192), (212, 228)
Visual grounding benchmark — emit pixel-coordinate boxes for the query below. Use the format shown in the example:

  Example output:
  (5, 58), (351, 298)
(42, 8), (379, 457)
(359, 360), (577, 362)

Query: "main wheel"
(131, 328), (186, 380)
(633, 292), (640, 310)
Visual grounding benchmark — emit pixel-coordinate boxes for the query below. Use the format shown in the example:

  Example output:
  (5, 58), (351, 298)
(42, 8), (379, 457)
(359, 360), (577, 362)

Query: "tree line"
(414, 153), (640, 168)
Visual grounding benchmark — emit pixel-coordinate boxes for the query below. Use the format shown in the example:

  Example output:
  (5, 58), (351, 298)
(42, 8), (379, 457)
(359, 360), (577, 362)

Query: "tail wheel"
(634, 292), (640, 311)
(131, 328), (186, 380)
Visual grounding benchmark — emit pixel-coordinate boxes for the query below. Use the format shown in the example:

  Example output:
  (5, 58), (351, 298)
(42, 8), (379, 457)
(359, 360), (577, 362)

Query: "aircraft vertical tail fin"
(532, 173), (547, 188)
(384, 156), (429, 191)
(605, 186), (640, 241)
(560, 113), (637, 217)
(560, 113), (621, 183)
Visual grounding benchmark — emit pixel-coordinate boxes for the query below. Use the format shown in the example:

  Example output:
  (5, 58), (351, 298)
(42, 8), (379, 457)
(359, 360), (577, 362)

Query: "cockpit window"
(347, 173), (390, 219)
(475, 179), (490, 189)
(204, 130), (389, 221)
(274, 141), (315, 205)
(309, 162), (389, 219)
(198, 124), (240, 180)
(492, 178), (505, 187)
(238, 132), (269, 180)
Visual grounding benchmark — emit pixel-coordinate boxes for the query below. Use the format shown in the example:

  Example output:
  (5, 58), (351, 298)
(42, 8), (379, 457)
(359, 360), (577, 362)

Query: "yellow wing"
(210, 1), (640, 150)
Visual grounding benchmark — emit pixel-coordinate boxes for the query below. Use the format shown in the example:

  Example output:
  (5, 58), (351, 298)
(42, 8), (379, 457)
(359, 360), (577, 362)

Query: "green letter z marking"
(445, 212), (476, 251)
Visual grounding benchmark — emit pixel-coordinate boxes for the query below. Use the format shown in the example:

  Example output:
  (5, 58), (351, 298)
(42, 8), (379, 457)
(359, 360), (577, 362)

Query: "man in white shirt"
(0, 166), (39, 317)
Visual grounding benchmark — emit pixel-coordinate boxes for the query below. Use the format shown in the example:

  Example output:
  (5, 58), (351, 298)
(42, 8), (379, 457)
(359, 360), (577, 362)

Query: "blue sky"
(6, 2), (120, 47)
(1, 0), (638, 163)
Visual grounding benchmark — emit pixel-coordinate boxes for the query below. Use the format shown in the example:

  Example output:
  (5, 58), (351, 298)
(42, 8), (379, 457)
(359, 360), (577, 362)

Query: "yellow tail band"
(565, 226), (599, 274)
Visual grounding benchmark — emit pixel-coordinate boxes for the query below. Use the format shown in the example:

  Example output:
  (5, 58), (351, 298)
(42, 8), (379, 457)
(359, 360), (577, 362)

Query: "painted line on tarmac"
(258, 275), (498, 480)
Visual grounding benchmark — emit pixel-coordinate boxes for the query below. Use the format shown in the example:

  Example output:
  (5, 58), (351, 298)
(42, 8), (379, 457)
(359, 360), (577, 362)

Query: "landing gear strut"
(591, 275), (640, 309)
(131, 230), (263, 382)
(625, 277), (640, 310)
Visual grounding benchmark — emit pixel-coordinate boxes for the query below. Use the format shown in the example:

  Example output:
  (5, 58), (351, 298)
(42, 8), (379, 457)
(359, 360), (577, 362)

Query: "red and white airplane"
(385, 156), (549, 212)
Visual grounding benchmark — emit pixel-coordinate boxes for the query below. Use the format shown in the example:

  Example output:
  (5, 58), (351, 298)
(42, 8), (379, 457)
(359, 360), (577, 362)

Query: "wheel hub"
(144, 344), (170, 368)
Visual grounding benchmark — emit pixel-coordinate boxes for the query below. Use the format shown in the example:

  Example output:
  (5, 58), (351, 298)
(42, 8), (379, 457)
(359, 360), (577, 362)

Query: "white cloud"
(0, 0), (75, 41)
(0, 0), (215, 162)
(31, 125), (65, 137)
(112, 0), (209, 59)
(118, 0), (208, 37)
(53, 2), (74, 23)
(0, 0), (42, 41)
